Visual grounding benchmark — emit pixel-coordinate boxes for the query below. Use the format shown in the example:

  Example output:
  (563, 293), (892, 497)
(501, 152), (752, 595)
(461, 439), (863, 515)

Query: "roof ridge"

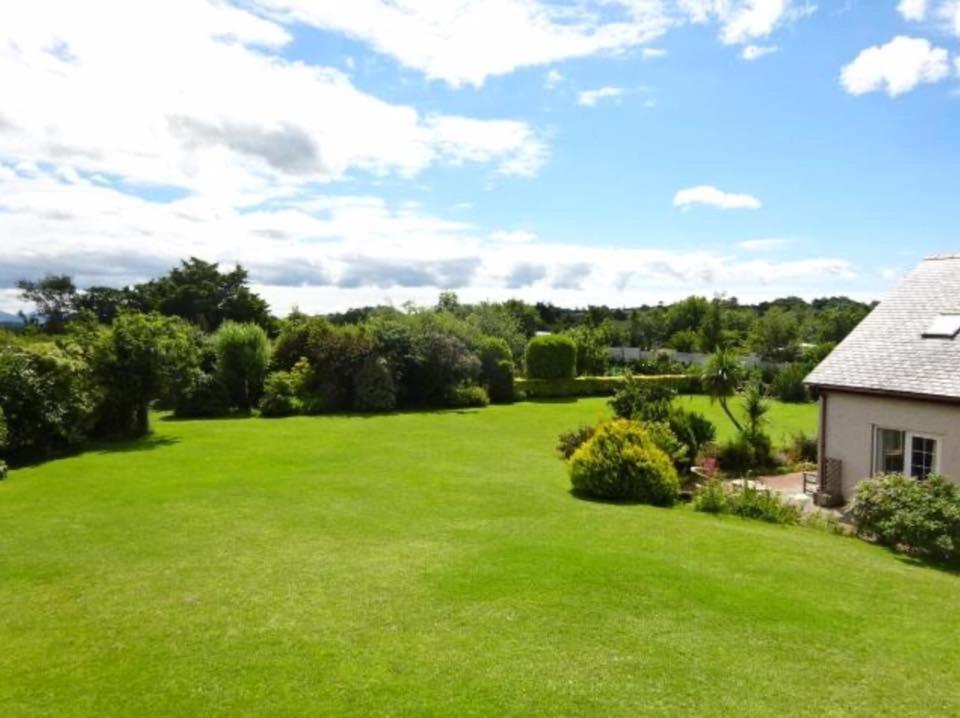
(923, 254), (960, 261)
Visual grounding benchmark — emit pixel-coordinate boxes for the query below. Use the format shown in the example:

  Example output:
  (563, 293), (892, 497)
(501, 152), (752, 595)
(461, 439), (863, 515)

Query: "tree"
(502, 299), (540, 338)
(16, 275), (77, 333)
(701, 349), (744, 432)
(741, 375), (770, 435)
(73, 286), (133, 324)
(133, 258), (271, 331)
(98, 313), (201, 436)
(212, 322), (271, 412)
(749, 307), (800, 361)
(699, 297), (725, 352)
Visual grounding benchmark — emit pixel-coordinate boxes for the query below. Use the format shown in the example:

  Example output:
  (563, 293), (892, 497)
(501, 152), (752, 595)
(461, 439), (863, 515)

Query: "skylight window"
(922, 313), (960, 339)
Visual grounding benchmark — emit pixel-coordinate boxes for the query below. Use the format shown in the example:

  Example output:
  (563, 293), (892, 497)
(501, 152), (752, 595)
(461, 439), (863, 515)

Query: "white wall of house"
(822, 390), (960, 500)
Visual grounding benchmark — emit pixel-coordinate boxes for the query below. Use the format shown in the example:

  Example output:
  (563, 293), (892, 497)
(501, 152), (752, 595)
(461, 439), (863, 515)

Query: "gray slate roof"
(806, 255), (960, 400)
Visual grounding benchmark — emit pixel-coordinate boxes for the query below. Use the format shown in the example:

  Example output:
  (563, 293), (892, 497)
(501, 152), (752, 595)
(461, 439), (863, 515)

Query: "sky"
(1, 0), (959, 315)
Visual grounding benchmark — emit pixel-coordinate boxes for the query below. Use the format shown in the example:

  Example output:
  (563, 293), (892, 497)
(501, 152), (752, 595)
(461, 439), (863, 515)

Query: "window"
(910, 435), (938, 480)
(922, 313), (960, 339)
(873, 427), (939, 480)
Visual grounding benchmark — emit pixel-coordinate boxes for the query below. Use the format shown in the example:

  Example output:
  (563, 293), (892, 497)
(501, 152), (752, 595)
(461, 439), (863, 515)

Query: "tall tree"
(701, 349), (744, 432)
(16, 275), (77, 333)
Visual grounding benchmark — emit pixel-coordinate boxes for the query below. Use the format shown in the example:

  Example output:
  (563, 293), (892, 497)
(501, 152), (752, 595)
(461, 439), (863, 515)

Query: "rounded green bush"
(569, 419), (679, 505)
(259, 370), (302, 417)
(353, 356), (397, 412)
(525, 334), (576, 380)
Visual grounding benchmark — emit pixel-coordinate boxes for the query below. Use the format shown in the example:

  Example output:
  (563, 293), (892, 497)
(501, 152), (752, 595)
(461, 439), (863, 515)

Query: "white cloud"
(577, 86), (625, 106)
(898, 0), (928, 21)
(938, 0), (960, 36)
(841, 36), (950, 97)
(642, 47), (668, 59)
(678, 0), (816, 46)
(0, 0), (547, 208)
(255, 0), (673, 87)
(545, 69), (564, 89)
(674, 185), (762, 210)
(741, 44), (779, 60)
(0, 165), (858, 314)
(737, 238), (789, 251)
(489, 230), (539, 244)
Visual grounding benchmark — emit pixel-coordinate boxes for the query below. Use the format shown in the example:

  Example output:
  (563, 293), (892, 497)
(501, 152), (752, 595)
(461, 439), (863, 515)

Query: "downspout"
(817, 392), (828, 499)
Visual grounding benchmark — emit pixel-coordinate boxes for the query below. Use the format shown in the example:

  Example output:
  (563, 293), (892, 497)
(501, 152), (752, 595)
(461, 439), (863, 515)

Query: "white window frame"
(871, 425), (941, 479)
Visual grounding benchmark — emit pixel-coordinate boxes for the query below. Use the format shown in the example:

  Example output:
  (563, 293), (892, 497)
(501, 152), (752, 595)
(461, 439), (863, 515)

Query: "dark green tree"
(16, 275), (77, 333)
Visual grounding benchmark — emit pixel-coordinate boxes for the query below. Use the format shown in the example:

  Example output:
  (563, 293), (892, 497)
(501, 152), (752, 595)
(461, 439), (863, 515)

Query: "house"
(805, 255), (960, 505)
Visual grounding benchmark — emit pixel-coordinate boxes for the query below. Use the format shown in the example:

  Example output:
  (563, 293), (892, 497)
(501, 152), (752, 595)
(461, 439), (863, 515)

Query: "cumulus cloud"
(577, 86), (625, 107)
(506, 263), (548, 288)
(545, 69), (564, 89)
(0, 0), (547, 207)
(489, 230), (539, 244)
(841, 36), (951, 97)
(673, 185), (762, 210)
(737, 238), (789, 251)
(741, 44), (779, 60)
(253, 0), (672, 87)
(678, 0), (816, 46)
(898, 0), (928, 21)
(642, 47), (668, 59)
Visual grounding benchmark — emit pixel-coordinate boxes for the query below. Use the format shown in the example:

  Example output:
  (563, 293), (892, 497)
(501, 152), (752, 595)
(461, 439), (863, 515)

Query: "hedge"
(524, 334), (577, 379)
(515, 375), (686, 398)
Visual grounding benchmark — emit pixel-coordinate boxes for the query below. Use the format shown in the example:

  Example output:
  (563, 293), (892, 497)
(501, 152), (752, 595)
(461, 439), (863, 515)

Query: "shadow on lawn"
(91, 434), (180, 456)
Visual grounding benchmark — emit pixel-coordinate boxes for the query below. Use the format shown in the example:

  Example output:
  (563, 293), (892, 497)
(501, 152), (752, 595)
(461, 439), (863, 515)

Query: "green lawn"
(678, 394), (818, 445)
(2, 399), (958, 716)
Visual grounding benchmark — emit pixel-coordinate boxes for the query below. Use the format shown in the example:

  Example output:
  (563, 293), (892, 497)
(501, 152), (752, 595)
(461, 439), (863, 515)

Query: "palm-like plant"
(701, 349), (744, 432)
(741, 375), (770, 436)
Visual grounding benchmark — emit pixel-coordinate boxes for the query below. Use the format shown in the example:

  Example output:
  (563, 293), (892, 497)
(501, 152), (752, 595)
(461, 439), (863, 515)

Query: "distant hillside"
(0, 311), (22, 326)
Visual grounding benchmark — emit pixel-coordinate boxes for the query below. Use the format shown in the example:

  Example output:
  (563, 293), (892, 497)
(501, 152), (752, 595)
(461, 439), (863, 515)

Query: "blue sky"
(1, 1), (958, 313)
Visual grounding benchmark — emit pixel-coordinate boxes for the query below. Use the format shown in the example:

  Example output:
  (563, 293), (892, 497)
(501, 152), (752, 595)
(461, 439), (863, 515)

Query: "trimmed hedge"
(524, 334), (576, 379)
(516, 375), (686, 398)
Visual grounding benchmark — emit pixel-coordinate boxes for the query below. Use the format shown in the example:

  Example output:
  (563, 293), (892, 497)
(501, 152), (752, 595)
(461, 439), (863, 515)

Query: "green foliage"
(174, 370), (231, 418)
(693, 480), (801, 524)
(258, 370), (303, 417)
(488, 359), (515, 404)
(785, 432), (818, 464)
(750, 307), (800, 362)
(668, 329), (700, 352)
(477, 337), (514, 403)
(565, 326), (608, 376)
(407, 332), (482, 407)
(770, 363), (811, 403)
(445, 385), (490, 408)
(517, 374), (682, 398)
(466, 303), (525, 360)
(741, 376), (770, 435)
(852, 474), (960, 562)
(525, 334), (577, 379)
(0, 341), (101, 461)
(716, 430), (776, 474)
(353, 356), (397, 412)
(609, 373), (677, 421)
(16, 274), (77, 333)
(568, 419), (680, 505)
(97, 312), (202, 436)
(701, 349), (745, 432)
(212, 321), (271, 411)
(557, 424), (596, 460)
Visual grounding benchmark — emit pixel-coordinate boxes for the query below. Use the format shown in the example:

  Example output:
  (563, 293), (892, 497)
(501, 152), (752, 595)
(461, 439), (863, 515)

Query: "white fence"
(607, 347), (771, 369)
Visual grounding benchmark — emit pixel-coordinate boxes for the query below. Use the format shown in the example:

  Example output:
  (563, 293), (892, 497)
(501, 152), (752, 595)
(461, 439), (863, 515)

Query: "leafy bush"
(565, 326), (608, 376)
(525, 334), (577, 380)
(557, 424), (596, 460)
(0, 406), (7, 477)
(477, 337), (514, 403)
(715, 429), (776, 475)
(785, 432), (818, 464)
(353, 356), (397, 412)
(0, 342), (101, 461)
(487, 359), (515, 404)
(407, 332), (481, 406)
(445, 385), (490, 408)
(516, 375), (682, 398)
(212, 321), (271, 411)
(568, 419), (679, 505)
(692, 479), (727, 514)
(609, 374), (677, 421)
(693, 480), (801, 524)
(852, 474), (960, 562)
(771, 363), (811, 403)
(259, 370), (303, 417)
(174, 370), (231, 418)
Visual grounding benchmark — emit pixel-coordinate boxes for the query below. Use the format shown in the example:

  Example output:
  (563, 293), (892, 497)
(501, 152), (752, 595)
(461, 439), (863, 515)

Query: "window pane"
(875, 428), (904, 475)
(910, 436), (937, 480)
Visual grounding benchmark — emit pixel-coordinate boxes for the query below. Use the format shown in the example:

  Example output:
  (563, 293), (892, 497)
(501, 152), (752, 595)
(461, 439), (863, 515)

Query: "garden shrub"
(477, 337), (514, 403)
(487, 359), (515, 403)
(568, 419), (679, 505)
(525, 334), (576, 379)
(609, 374), (676, 421)
(785, 432), (818, 464)
(516, 375), (683, 398)
(174, 369), (231, 418)
(693, 480), (801, 524)
(770, 363), (811, 403)
(565, 326), (608, 376)
(0, 342), (101, 461)
(406, 332), (481, 406)
(445, 385), (490, 408)
(259, 370), (302, 417)
(716, 430), (776, 474)
(556, 424), (596, 460)
(353, 356), (397, 412)
(852, 474), (960, 562)
(212, 321), (271, 411)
